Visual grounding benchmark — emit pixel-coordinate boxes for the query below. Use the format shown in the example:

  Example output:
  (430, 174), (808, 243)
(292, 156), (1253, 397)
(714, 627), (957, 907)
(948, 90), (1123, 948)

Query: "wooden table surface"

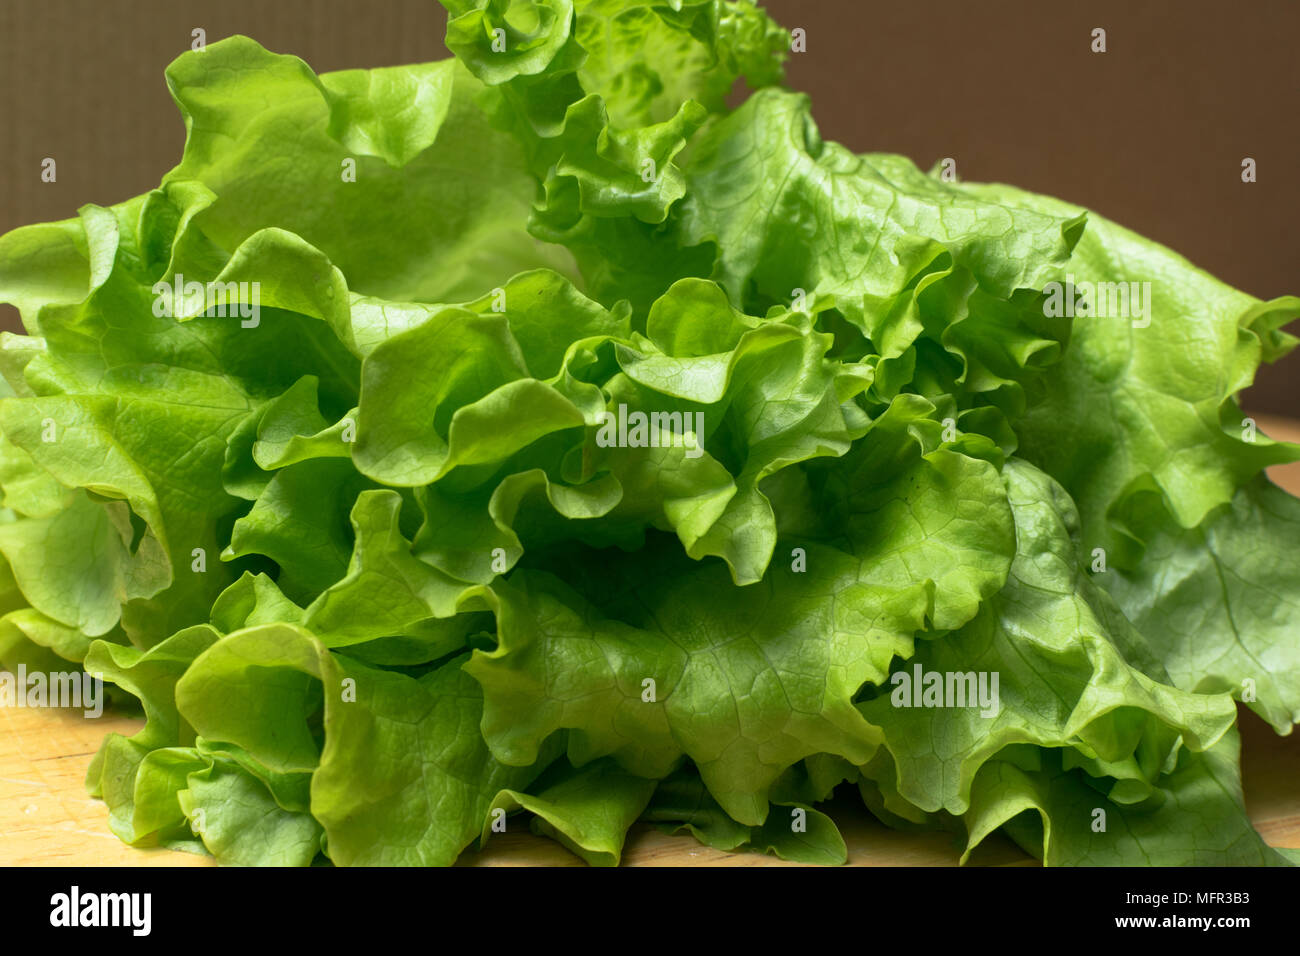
(3, 414), (1299, 867)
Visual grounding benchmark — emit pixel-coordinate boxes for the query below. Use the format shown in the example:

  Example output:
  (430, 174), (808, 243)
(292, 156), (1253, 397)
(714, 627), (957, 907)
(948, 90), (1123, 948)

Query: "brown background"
(1, 0), (1295, 412)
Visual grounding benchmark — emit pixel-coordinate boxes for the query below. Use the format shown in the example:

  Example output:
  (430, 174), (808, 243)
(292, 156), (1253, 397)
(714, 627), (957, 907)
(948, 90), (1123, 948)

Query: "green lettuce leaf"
(963, 730), (1289, 866)
(1104, 476), (1300, 733)
(857, 459), (1237, 816)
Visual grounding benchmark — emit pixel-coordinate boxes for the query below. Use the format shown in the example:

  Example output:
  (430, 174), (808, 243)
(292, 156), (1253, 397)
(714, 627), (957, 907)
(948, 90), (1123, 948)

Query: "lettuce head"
(0, 0), (1297, 867)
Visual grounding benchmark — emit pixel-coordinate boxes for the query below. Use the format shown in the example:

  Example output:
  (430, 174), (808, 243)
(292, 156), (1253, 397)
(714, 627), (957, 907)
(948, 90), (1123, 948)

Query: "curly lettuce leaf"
(959, 181), (1300, 566)
(482, 757), (656, 866)
(963, 729), (1289, 866)
(462, 421), (1013, 826)
(161, 36), (575, 303)
(173, 625), (562, 865)
(1104, 476), (1300, 733)
(857, 459), (1237, 817)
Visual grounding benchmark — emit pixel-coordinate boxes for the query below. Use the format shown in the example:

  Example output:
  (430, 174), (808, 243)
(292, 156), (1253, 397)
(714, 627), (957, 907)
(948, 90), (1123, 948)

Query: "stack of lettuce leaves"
(1, 0), (1298, 867)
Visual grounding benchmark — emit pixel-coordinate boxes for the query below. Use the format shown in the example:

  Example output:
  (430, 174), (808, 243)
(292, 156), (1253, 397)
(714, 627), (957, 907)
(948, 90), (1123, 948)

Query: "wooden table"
(4, 415), (1299, 867)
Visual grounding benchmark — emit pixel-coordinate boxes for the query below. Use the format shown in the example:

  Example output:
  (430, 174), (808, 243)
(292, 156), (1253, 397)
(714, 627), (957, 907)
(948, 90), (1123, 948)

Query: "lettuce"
(1, 0), (1297, 867)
